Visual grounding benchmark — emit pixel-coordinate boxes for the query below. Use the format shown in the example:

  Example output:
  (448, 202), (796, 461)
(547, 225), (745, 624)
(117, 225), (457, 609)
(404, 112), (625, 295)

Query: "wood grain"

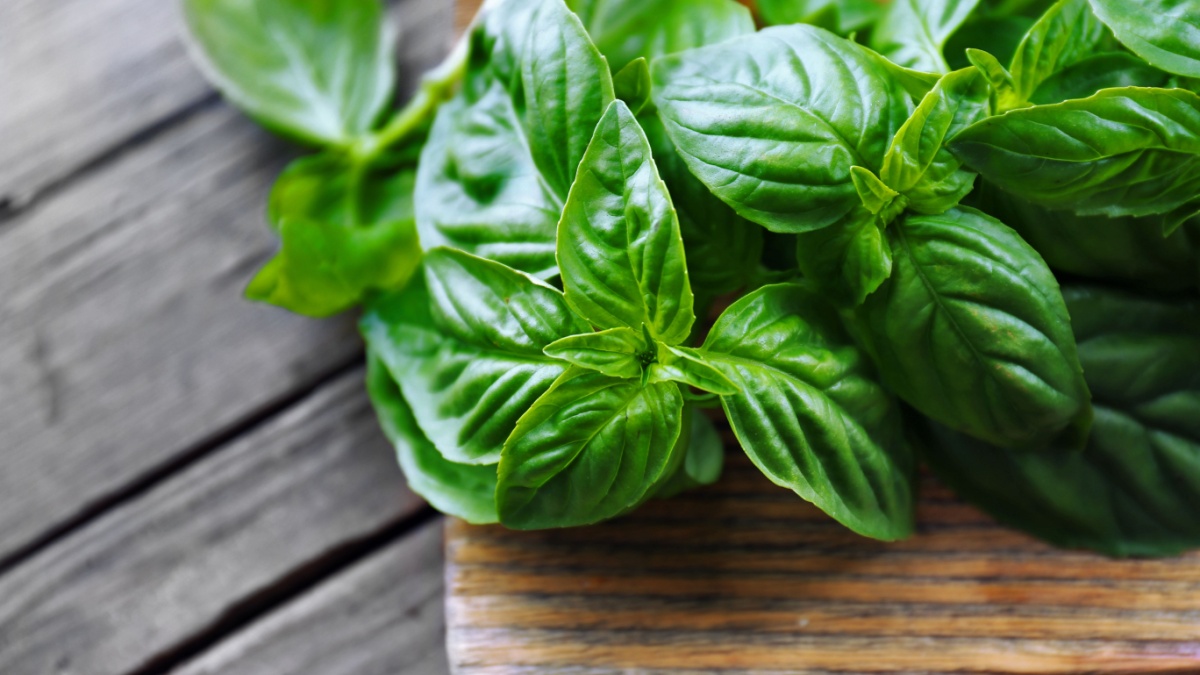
(0, 368), (427, 675)
(0, 0), (452, 566)
(446, 454), (1200, 674)
(175, 519), (449, 675)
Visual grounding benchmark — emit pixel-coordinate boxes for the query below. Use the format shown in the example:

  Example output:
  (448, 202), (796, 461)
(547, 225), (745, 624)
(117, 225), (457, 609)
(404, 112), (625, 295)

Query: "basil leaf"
(871, 0), (982, 74)
(881, 67), (990, 215)
(1089, 0), (1200, 78)
(497, 368), (685, 528)
(856, 206), (1092, 448)
(654, 407), (725, 499)
(1029, 52), (1171, 105)
(756, 0), (888, 34)
(1008, 0), (1108, 107)
(365, 353), (498, 524)
(850, 167), (901, 216)
(793, 208), (893, 307)
(652, 25), (936, 234)
(246, 154), (420, 317)
(415, 0), (614, 277)
(567, 0), (754, 72)
(558, 100), (695, 343)
(642, 114), (763, 309)
(971, 180), (1200, 293)
(702, 283), (916, 541)
(649, 344), (740, 396)
(923, 287), (1200, 557)
(183, 0), (394, 146)
(362, 251), (589, 464)
(612, 58), (652, 115)
(950, 87), (1200, 229)
(543, 327), (647, 379)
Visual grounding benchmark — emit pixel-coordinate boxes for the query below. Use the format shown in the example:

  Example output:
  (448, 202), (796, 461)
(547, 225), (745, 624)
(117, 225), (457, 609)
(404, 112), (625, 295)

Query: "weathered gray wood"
(174, 519), (450, 675)
(0, 368), (427, 675)
(0, 0), (453, 564)
(0, 0), (452, 211)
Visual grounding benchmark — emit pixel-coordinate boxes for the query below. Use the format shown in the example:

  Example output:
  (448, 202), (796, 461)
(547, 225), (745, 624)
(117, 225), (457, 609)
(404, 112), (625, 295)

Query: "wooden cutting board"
(442, 2), (1200, 672)
(444, 453), (1200, 674)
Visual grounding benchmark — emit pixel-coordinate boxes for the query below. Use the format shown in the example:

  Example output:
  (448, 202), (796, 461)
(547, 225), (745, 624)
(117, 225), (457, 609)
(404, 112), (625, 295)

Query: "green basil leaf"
(1008, 0), (1108, 106)
(653, 407), (725, 499)
(871, 0), (982, 74)
(856, 206), (1092, 448)
(702, 283), (916, 540)
(365, 353), (498, 524)
(183, 0), (394, 145)
(756, 0), (888, 34)
(965, 48), (1018, 102)
(558, 100), (695, 343)
(649, 344), (740, 396)
(923, 287), (1200, 557)
(543, 327), (647, 379)
(950, 87), (1200, 225)
(882, 67), (990, 214)
(362, 251), (589, 465)
(652, 25), (937, 234)
(567, 0), (754, 72)
(850, 166), (901, 216)
(642, 114), (763, 308)
(415, 0), (614, 277)
(497, 368), (685, 528)
(971, 180), (1200, 293)
(1029, 52), (1170, 105)
(246, 154), (421, 317)
(794, 207), (893, 307)
(1088, 0), (1200, 78)
(612, 58), (652, 115)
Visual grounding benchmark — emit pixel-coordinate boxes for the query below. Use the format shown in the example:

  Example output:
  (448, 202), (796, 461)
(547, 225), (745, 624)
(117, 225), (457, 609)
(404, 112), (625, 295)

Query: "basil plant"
(184, 0), (1200, 556)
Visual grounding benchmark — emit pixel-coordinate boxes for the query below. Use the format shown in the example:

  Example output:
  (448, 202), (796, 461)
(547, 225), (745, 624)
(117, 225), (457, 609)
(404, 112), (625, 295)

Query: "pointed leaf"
(612, 58), (652, 114)
(543, 327), (647, 379)
(649, 345), (740, 396)
(794, 208), (893, 307)
(1008, 0), (1108, 107)
(1088, 0), (1200, 78)
(558, 100), (695, 343)
(497, 368), (685, 528)
(702, 283), (916, 540)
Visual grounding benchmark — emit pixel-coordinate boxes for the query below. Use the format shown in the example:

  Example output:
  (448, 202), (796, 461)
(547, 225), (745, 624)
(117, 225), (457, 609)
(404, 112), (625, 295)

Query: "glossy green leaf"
(1007, 0), (1108, 107)
(882, 67), (990, 214)
(641, 114), (763, 308)
(543, 327), (647, 379)
(965, 48), (1017, 101)
(558, 100), (695, 343)
(950, 88), (1200, 227)
(612, 58), (652, 115)
(649, 344), (740, 396)
(794, 208), (893, 307)
(567, 0), (754, 72)
(756, 0), (888, 34)
(856, 206), (1092, 448)
(415, 0), (614, 277)
(654, 407), (725, 499)
(923, 287), (1200, 556)
(850, 167), (901, 216)
(1088, 0), (1200, 78)
(652, 25), (936, 234)
(365, 353), (498, 524)
(1028, 52), (1170, 105)
(871, 0), (982, 74)
(497, 368), (685, 528)
(702, 283), (916, 540)
(183, 0), (394, 145)
(246, 154), (421, 317)
(971, 180), (1200, 293)
(362, 251), (589, 465)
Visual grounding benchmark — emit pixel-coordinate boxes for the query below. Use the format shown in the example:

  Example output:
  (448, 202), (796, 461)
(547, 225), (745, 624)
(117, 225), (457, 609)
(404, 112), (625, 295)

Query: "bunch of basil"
(184, 0), (1200, 556)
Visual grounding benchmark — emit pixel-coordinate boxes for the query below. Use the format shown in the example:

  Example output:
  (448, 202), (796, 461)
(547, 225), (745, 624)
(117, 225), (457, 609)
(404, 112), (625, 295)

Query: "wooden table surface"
(6, 1), (1200, 674)
(0, 1), (456, 673)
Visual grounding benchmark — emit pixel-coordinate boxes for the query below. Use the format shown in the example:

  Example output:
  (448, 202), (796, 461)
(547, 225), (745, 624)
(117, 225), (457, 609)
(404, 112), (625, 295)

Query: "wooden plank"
(175, 519), (450, 675)
(446, 455), (1200, 674)
(0, 368), (428, 675)
(0, 0), (453, 565)
(0, 0), (452, 212)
